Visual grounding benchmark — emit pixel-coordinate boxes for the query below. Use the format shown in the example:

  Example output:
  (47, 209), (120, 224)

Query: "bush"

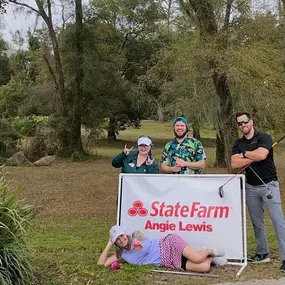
(11, 116), (49, 137)
(0, 166), (34, 284)
(0, 118), (19, 158)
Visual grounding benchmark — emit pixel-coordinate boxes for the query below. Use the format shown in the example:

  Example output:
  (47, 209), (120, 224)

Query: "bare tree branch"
(8, 0), (40, 15)
(42, 53), (59, 92)
(34, 0), (49, 22)
(47, 0), (52, 21)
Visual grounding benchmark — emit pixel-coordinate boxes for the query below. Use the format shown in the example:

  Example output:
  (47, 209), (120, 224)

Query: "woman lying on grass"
(97, 225), (227, 272)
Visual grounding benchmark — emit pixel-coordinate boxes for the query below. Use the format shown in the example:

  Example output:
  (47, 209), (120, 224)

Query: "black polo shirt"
(232, 129), (277, 186)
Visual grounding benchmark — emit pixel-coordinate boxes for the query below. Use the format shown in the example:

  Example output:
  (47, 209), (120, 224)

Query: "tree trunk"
(184, 0), (236, 168)
(157, 105), (164, 122)
(212, 72), (237, 171)
(57, 0), (84, 156)
(192, 117), (200, 139)
(214, 131), (226, 167)
(72, 0), (83, 153)
(108, 116), (117, 142)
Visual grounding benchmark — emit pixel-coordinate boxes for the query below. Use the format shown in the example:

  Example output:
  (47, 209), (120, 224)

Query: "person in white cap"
(112, 135), (159, 174)
(97, 225), (227, 272)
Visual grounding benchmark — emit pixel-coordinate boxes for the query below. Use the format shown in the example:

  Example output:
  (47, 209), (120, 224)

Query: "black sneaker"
(281, 260), (285, 272)
(248, 253), (270, 263)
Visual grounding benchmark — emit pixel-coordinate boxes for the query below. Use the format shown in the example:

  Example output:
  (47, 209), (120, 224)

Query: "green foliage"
(0, 80), (33, 117)
(0, 166), (34, 284)
(0, 37), (11, 86)
(11, 116), (49, 137)
(0, 118), (19, 157)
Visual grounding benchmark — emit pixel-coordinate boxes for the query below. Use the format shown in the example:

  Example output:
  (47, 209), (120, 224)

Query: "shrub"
(0, 166), (34, 284)
(0, 118), (19, 158)
(11, 115), (49, 137)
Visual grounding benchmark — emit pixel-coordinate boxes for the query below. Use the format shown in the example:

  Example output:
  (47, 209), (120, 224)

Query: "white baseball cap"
(110, 225), (126, 243)
(137, 136), (152, 146)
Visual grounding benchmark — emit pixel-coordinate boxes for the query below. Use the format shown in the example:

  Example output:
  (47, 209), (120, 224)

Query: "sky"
(2, 2), (39, 49)
(0, 0), (278, 50)
(1, 0), (87, 50)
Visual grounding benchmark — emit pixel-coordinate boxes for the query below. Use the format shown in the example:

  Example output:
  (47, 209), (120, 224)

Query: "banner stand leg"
(151, 269), (219, 278)
(236, 263), (247, 278)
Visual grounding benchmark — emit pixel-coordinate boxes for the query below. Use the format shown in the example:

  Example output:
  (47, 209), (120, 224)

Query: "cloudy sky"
(2, 2), (38, 48)
(1, 0), (82, 49)
(1, 0), (277, 49)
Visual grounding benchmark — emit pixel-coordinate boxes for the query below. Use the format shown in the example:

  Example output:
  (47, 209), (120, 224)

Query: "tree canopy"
(1, 0), (284, 164)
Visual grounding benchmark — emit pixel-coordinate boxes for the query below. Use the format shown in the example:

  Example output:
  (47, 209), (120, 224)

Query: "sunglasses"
(237, 119), (250, 126)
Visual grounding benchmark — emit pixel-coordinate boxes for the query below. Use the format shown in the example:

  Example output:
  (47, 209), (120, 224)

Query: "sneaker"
(202, 247), (225, 257)
(280, 260), (285, 272)
(248, 253), (270, 263)
(212, 256), (228, 267)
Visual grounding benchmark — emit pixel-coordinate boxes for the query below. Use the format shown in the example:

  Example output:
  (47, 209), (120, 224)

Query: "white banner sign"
(117, 174), (246, 260)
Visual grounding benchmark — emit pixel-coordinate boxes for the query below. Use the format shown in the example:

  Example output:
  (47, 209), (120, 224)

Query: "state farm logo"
(127, 201), (230, 219)
(128, 201), (148, 217)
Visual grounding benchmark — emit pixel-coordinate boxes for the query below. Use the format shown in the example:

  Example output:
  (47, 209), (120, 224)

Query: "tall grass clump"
(0, 166), (34, 284)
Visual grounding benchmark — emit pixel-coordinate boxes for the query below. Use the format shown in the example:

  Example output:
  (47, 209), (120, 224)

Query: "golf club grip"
(274, 135), (285, 146)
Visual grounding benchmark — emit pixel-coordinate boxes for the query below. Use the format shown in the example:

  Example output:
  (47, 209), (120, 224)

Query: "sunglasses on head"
(237, 119), (250, 126)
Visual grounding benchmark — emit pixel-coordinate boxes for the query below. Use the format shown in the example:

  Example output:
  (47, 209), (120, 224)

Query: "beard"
(174, 129), (188, 139)
(241, 125), (253, 135)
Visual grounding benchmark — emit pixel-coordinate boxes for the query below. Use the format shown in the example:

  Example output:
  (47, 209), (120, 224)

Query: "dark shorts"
(181, 255), (187, 270)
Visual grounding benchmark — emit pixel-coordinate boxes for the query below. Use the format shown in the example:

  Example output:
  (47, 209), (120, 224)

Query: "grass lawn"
(6, 120), (285, 284)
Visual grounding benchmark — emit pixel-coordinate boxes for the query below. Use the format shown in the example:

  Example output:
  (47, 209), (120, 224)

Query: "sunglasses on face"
(237, 119), (250, 126)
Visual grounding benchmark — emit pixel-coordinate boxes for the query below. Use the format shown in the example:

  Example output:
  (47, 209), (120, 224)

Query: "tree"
(0, 37), (10, 86)
(8, 0), (84, 156)
(179, 0), (239, 168)
(85, 0), (166, 140)
(0, 0), (8, 13)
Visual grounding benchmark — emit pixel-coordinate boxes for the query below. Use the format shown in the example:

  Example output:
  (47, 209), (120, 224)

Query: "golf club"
(218, 135), (285, 198)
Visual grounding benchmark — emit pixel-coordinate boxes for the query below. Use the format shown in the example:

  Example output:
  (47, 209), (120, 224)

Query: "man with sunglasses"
(160, 116), (206, 174)
(231, 112), (285, 272)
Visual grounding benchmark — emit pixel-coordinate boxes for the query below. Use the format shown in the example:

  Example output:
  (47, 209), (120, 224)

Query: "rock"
(7, 151), (32, 166)
(33, 156), (56, 166)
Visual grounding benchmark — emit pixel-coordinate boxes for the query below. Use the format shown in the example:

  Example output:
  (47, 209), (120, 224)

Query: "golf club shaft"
(248, 166), (273, 199)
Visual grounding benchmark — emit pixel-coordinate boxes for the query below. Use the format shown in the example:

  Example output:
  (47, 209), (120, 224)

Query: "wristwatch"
(242, 150), (247, 158)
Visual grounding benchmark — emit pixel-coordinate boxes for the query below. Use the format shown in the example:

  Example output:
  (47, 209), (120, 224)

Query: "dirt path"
(215, 278), (285, 285)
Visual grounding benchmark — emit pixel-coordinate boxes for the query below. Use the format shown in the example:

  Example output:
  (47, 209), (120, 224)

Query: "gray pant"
(246, 180), (285, 261)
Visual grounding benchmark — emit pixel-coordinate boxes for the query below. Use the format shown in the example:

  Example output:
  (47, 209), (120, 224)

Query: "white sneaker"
(202, 247), (225, 257)
(212, 256), (228, 267)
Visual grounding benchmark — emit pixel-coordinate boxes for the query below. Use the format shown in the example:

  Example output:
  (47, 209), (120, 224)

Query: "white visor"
(137, 137), (152, 146)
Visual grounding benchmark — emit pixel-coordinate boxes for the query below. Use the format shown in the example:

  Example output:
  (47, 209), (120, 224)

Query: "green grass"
(26, 217), (283, 285)
(6, 120), (285, 284)
(91, 120), (217, 159)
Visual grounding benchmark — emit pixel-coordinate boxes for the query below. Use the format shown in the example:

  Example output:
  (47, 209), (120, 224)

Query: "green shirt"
(112, 150), (159, 174)
(160, 137), (206, 174)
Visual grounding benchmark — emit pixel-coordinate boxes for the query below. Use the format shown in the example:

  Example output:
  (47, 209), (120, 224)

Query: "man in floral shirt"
(160, 117), (206, 174)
